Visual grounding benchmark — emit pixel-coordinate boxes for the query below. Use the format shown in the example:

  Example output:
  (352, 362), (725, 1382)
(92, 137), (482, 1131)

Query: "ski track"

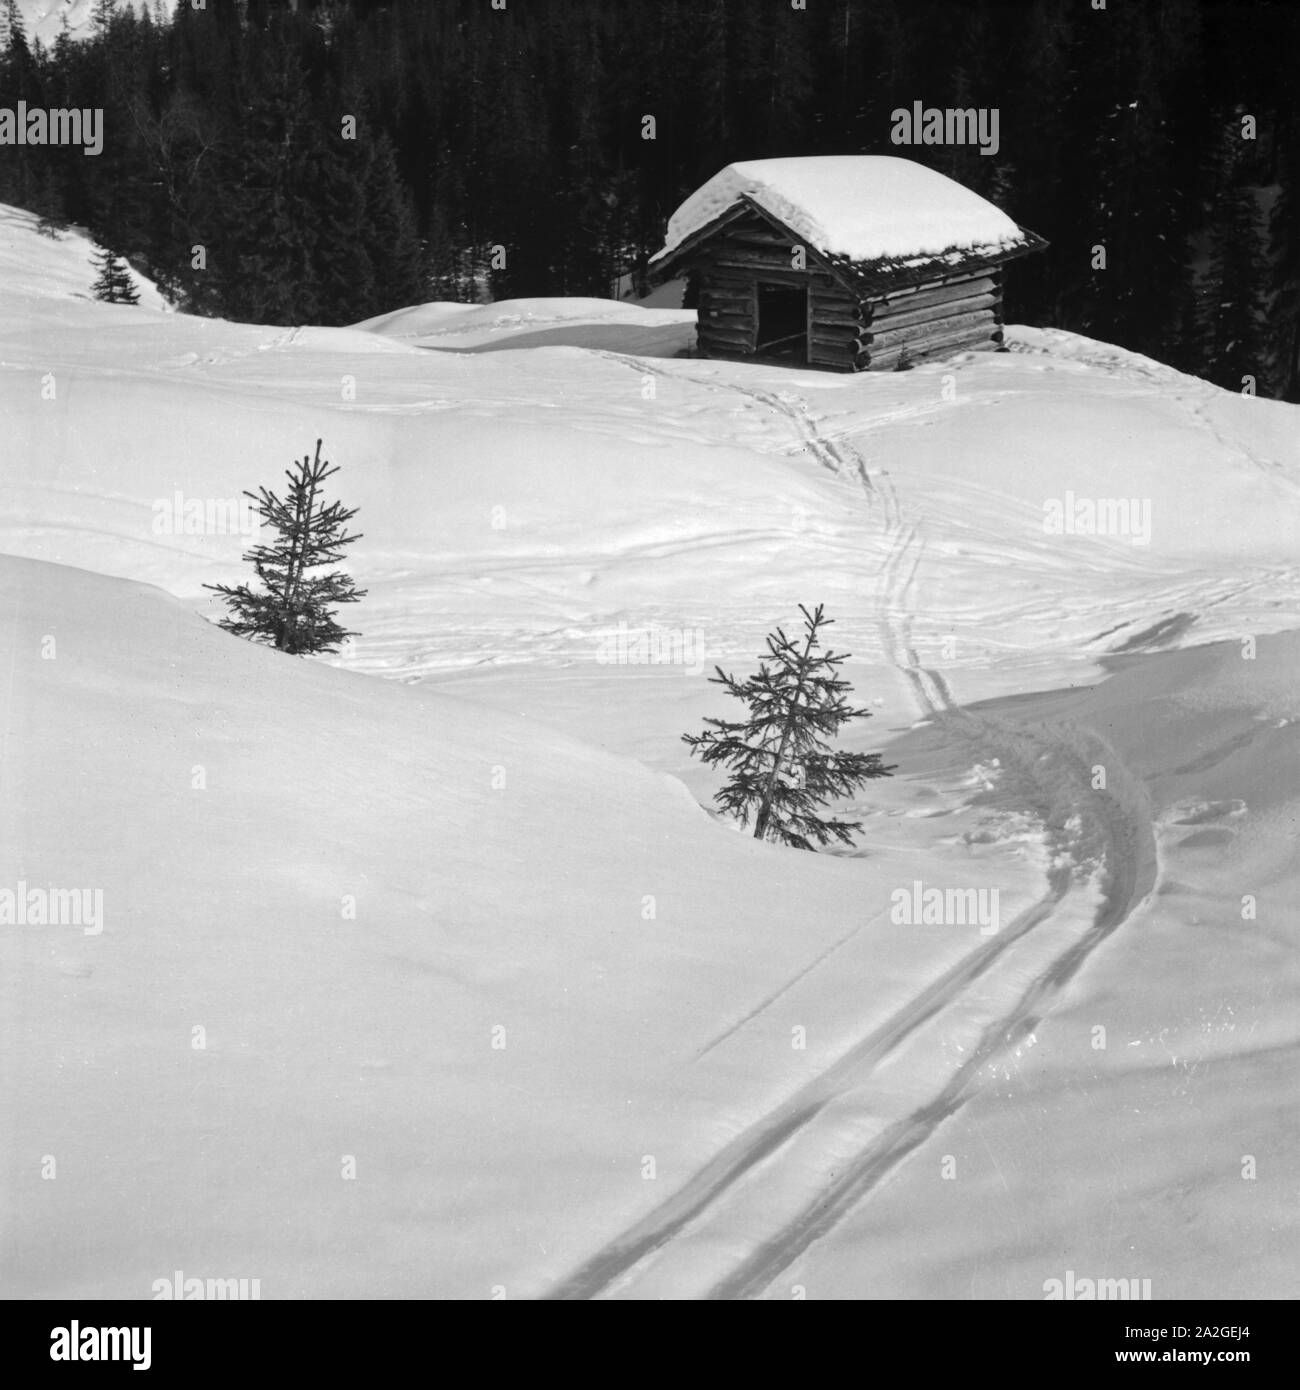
(707, 823), (1149, 1300)
(539, 348), (1160, 1300)
(543, 882), (1067, 1301)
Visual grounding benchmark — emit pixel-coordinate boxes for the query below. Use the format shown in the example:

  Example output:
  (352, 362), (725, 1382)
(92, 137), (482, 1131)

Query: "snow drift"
(1, 197), (1297, 1299)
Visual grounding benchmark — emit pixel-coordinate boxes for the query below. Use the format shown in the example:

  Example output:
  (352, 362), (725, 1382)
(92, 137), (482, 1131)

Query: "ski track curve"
(545, 348), (1159, 1300)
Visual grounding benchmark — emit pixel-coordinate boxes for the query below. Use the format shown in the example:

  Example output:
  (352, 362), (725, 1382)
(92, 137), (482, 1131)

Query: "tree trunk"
(752, 623), (818, 840)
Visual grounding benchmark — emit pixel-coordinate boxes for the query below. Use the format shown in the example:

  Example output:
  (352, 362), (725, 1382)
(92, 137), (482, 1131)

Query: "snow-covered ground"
(1, 202), (1296, 1299)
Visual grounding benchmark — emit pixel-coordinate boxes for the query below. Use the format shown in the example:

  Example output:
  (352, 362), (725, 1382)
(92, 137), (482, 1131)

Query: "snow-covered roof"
(651, 156), (1028, 267)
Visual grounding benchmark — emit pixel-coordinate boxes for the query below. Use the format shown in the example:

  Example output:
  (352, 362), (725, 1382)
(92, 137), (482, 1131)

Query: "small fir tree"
(91, 247), (140, 304)
(683, 604), (895, 850)
(206, 440), (366, 656)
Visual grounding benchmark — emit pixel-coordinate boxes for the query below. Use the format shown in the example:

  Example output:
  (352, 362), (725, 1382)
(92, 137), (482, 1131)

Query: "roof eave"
(648, 201), (1049, 294)
(646, 201), (751, 285)
(647, 195), (857, 292)
(831, 226), (1050, 296)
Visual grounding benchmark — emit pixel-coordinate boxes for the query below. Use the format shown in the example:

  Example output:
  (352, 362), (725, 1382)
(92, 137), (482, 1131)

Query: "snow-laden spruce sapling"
(683, 604), (895, 850)
(205, 439), (366, 655)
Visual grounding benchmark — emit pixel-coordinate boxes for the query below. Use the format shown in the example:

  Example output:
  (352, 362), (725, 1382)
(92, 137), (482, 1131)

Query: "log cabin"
(647, 156), (1047, 372)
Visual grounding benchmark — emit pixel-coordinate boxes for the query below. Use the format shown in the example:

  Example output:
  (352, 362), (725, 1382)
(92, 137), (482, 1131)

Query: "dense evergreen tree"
(1271, 155), (1300, 401)
(1198, 116), (1271, 392)
(90, 246), (139, 303)
(0, 0), (1293, 394)
(361, 133), (428, 314)
(1267, 11), (1300, 400)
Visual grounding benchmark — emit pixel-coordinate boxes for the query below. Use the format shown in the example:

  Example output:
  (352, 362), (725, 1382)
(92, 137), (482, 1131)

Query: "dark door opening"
(755, 282), (807, 361)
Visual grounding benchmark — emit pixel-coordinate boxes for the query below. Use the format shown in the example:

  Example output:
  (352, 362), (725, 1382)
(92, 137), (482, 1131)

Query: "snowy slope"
(1, 202), (1297, 1299)
(766, 635), (1300, 1301)
(0, 554), (1051, 1299)
(8, 0), (172, 45)
(0, 204), (169, 311)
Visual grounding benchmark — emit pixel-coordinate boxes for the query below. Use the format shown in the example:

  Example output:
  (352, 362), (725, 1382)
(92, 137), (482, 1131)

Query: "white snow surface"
(1, 203), (1298, 1300)
(653, 156), (1027, 266)
(0, 205), (169, 313)
(358, 295), (694, 356)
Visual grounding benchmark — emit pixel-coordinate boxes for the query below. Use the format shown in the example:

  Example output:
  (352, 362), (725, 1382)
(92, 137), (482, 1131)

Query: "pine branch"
(682, 606), (896, 851)
(204, 439), (366, 655)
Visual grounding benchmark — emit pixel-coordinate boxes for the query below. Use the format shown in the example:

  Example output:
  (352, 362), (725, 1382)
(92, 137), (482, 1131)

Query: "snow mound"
(653, 156), (1026, 265)
(0, 552), (1037, 1298)
(357, 295), (694, 356)
(357, 297), (639, 336)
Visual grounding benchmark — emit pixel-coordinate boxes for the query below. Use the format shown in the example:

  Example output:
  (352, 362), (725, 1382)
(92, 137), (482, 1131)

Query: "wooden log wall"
(689, 210), (1008, 371)
(864, 325), (1004, 372)
(808, 278), (866, 369)
(860, 269), (1003, 369)
(696, 274), (756, 355)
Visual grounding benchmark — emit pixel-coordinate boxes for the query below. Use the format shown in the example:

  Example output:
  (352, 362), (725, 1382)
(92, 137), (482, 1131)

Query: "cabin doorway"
(755, 282), (807, 361)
